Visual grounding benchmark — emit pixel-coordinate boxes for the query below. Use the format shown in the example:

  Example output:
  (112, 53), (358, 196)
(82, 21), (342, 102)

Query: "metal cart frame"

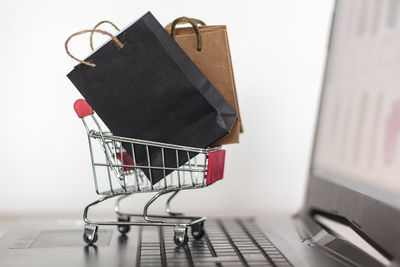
(74, 99), (226, 247)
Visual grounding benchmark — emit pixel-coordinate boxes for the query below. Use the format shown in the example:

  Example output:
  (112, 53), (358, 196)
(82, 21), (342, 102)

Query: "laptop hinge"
(293, 212), (391, 266)
(311, 214), (390, 266)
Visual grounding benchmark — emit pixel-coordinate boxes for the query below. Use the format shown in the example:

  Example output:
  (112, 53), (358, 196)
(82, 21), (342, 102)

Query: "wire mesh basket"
(74, 99), (226, 247)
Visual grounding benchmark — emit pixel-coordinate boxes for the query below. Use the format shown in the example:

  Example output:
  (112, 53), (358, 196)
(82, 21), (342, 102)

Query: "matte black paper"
(67, 12), (237, 184)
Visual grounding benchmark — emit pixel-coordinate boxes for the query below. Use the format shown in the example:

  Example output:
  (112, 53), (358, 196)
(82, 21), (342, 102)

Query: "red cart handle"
(206, 149), (226, 185)
(74, 99), (94, 118)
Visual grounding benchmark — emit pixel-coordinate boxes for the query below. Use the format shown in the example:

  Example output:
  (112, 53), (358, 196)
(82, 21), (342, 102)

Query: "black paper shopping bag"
(66, 12), (237, 185)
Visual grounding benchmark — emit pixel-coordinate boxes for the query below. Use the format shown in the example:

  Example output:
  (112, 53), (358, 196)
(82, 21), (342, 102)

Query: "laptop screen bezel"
(300, 0), (400, 260)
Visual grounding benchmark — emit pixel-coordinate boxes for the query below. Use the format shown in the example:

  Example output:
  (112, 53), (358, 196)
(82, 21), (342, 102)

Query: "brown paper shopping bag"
(166, 17), (243, 146)
(68, 14), (237, 184)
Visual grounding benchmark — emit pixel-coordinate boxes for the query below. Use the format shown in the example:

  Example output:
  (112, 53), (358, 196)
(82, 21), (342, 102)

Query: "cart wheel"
(191, 222), (205, 240)
(117, 216), (131, 234)
(118, 225), (130, 234)
(174, 233), (189, 247)
(83, 232), (98, 245)
(173, 226), (189, 247)
(83, 224), (98, 245)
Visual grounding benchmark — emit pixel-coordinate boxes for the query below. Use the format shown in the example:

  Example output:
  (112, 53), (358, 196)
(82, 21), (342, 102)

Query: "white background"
(0, 0), (334, 217)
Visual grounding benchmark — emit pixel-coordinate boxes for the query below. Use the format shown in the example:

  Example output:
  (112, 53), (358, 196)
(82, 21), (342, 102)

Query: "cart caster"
(191, 221), (205, 240)
(117, 216), (131, 234)
(173, 226), (189, 247)
(83, 224), (98, 245)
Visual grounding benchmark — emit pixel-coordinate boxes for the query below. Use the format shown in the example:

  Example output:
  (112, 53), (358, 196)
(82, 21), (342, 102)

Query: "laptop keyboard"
(137, 218), (292, 267)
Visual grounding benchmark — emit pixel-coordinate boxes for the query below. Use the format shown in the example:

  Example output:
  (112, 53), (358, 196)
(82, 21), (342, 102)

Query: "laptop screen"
(312, 0), (400, 208)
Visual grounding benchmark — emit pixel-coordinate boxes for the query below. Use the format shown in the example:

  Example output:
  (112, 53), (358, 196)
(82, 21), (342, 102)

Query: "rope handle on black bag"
(90, 20), (121, 51)
(167, 17), (206, 51)
(65, 29), (124, 67)
(88, 18), (206, 51)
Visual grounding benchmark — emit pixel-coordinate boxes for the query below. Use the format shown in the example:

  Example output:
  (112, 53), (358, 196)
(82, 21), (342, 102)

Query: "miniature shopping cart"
(74, 99), (226, 247)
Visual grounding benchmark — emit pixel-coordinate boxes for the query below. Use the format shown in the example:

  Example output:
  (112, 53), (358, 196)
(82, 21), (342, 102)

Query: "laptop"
(1, 0), (399, 266)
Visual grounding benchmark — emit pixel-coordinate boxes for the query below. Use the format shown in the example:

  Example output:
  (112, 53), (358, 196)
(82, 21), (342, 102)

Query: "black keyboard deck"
(137, 218), (292, 267)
